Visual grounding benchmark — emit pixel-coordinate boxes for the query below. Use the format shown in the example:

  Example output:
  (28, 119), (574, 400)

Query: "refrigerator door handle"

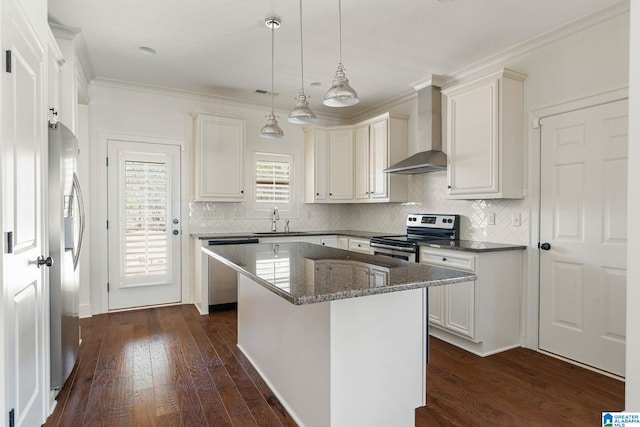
(72, 172), (85, 270)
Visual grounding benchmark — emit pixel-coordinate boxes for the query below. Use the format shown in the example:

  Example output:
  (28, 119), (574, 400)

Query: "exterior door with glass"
(107, 140), (182, 310)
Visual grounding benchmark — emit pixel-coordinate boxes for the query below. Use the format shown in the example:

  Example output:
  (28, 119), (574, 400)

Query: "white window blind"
(123, 160), (168, 277)
(256, 160), (290, 203)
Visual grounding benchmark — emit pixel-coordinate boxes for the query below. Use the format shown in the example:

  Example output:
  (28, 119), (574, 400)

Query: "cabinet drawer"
(420, 249), (475, 272)
(349, 238), (371, 254)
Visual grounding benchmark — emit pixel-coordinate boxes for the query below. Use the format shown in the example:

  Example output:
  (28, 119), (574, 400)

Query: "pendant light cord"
(271, 23), (275, 114)
(338, 0), (342, 63)
(299, 0), (305, 87)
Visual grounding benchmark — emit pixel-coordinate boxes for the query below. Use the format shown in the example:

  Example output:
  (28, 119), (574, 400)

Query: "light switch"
(487, 212), (495, 225)
(512, 212), (521, 227)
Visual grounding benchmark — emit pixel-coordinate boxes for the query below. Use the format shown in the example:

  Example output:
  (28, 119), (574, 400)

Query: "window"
(123, 160), (168, 277)
(256, 158), (290, 203)
(248, 152), (295, 218)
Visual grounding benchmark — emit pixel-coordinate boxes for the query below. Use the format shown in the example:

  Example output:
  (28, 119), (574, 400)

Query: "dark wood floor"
(44, 305), (624, 427)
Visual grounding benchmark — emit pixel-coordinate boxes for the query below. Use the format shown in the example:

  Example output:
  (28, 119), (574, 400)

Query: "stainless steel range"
(369, 214), (460, 262)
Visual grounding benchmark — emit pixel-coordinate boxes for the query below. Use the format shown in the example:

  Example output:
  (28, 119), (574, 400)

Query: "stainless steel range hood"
(384, 85), (446, 174)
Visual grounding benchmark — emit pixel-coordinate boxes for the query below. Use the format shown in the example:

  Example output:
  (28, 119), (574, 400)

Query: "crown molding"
(49, 22), (81, 40)
(90, 77), (343, 122)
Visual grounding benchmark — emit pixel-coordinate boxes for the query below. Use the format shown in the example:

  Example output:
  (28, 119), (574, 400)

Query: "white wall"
(626, 0), (640, 411)
(77, 105), (92, 318)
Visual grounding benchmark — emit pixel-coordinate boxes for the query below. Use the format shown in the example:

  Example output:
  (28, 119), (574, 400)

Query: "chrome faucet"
(271, 207), (279, 232)
(284, 220), (290, 233)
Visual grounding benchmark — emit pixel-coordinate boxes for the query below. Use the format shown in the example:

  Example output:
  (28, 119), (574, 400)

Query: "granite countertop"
(202, 242), (477, 305)
(192, 229), (383, 240)
(418, 239), (527, 252)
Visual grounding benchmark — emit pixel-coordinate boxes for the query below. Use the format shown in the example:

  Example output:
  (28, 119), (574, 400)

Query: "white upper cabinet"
(443, 68), (526, 199)
(305, 113), (408, 204)
(305, 128), (328, 202)
(354, 125), (370, 200)
(327, 128), (355, 201)
(192, 112), (245, 201)
(46, 27), (64, 126)
(50, 25), (80, 134)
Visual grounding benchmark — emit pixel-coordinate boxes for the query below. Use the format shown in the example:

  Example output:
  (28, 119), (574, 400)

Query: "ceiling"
(48, 0), (624, 118)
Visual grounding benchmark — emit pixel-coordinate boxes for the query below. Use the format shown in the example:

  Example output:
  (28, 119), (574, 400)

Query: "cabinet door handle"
(316, 192), (319, 196)
(329, 193), (333, 196)
(442, 257), (447, 262)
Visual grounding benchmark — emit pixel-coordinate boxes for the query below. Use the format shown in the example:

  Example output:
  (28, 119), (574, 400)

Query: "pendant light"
(288, 0), (316, 124)
(323, 0), (359, 107)
(260, 17), (284, 139)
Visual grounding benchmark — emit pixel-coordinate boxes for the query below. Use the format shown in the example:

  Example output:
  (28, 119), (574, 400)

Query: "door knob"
(37, 256), (54, 268)
(538, 242), (551, 251)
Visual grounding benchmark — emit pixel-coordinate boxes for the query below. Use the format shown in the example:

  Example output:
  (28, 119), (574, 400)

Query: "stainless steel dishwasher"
(208, 238), (259, 312)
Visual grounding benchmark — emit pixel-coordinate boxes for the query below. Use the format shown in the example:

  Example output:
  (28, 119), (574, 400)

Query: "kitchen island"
(202, 242), (477, 427)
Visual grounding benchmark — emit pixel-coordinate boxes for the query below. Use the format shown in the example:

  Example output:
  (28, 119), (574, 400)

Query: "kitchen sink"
(253, 231), (310, 236)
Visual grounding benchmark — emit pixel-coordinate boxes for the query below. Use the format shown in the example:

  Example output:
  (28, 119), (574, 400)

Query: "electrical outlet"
(487, 212), (495, 225)
(512, 212), (521, 227)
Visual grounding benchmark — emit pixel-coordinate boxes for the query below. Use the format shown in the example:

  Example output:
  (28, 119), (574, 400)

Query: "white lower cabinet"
(320, 236), (338, 248)
(259, 235), (323, 245)
(337, 236), (349, 250)
(348, 237), (372, 254)
(421, 247), (522, 356)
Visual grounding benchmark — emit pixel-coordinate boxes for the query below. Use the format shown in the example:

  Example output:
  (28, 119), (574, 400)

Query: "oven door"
(370, 243), (416, 263)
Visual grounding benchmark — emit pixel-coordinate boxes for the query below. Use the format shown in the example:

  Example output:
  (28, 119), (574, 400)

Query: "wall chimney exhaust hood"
(384, 84), (446, 174)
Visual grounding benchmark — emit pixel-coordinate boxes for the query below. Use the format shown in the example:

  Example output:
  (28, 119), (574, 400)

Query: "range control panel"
(405, 214), (459, 230)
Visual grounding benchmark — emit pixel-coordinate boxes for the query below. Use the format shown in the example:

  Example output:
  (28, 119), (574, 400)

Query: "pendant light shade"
(260, 17), (284, 139)
(261, 112), (284, 139)
(324, 0), (359, 107)
(288, 0), (316, 124)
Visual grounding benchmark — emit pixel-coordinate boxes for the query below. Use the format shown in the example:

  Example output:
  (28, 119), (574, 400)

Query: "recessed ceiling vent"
(255, 89), (279, 96)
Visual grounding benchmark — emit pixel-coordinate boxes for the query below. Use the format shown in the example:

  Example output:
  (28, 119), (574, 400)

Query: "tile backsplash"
(190, 171), (529, 245)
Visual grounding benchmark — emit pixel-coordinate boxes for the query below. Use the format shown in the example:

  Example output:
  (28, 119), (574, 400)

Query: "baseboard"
(79, 304), (92, 318)
(209, 302), (237, 313)
(48, 389), (58, 416)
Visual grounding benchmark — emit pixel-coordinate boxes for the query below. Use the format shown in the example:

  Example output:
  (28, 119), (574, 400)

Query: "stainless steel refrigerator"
(48, 122), (85, 394)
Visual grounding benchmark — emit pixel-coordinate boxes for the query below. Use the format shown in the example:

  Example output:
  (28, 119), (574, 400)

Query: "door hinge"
(9, 408), (15, 427)
(533, 117), (542, 129)
(5, 50), (11, 73)
(106, 220), (109, 229)
(106, 157), (109, 167)
(5, 231), (13, 254)
(107, 282), (110, 292)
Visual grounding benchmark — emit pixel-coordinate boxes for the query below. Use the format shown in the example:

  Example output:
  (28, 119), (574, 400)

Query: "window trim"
(246, 151), (297, 219)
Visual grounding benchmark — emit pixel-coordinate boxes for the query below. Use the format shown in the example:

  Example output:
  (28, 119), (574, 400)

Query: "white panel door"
(2, 6), (46, 427)
(539, 99), (628, 376)
(107, 140), (182, 310)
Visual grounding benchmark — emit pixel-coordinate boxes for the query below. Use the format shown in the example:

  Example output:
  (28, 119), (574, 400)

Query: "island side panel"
(330, 288), (427, 427)
(237, 274), (331, 427)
